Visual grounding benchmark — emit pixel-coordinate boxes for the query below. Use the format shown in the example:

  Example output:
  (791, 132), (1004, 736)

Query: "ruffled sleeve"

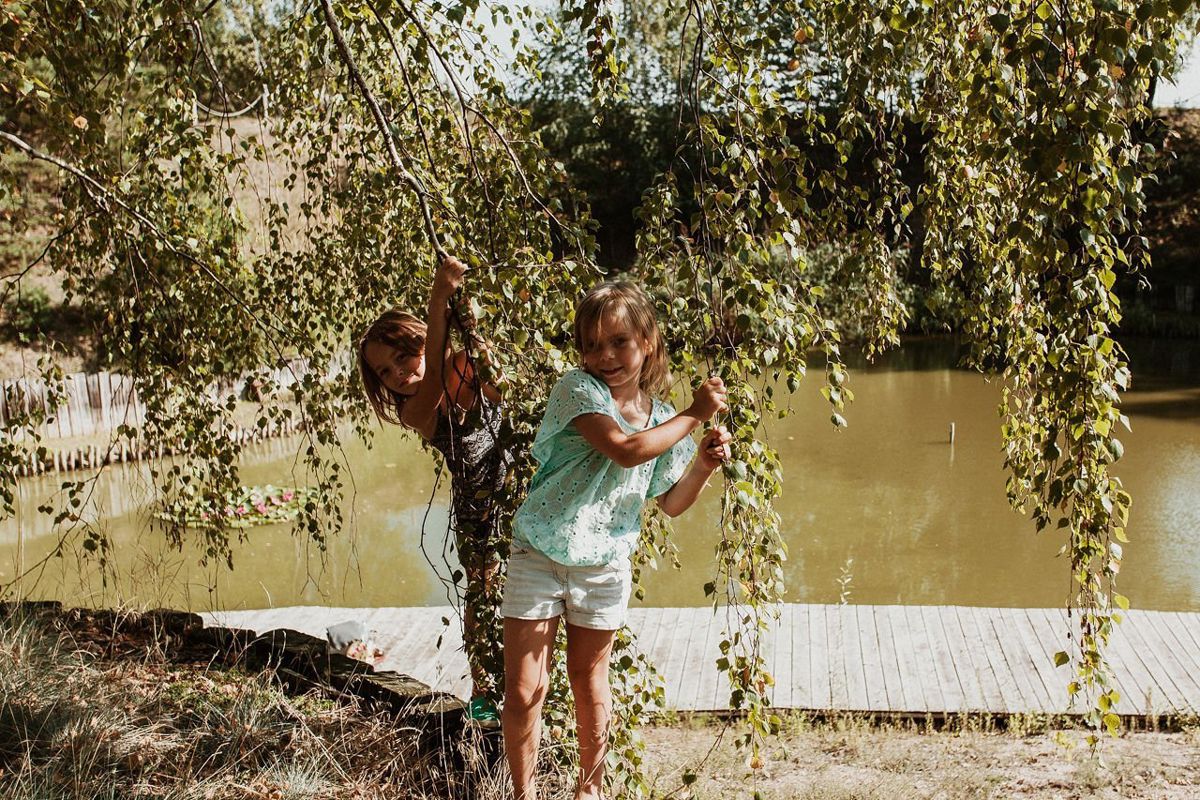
(530, 369), (613, 465)
(646, 403), (698, 498)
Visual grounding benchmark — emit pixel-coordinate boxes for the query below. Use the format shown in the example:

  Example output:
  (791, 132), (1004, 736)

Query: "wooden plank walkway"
(200, 604), (1200, 716)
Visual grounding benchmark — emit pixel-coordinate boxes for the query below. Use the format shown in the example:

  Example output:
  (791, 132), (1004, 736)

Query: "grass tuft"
(0, 607), (554, 800)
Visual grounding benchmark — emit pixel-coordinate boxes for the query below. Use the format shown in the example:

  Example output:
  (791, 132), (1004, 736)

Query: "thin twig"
(318, 0), (446, 260)
(388, 0), (590, 262)
(0, 131), (289, 336)
(0, 211), (95, 307)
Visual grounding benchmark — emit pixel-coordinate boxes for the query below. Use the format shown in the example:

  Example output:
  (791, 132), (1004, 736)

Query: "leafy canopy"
(2, 0), (1197, 790)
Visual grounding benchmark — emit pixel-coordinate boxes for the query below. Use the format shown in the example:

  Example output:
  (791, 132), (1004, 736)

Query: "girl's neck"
(607, 381), (643, 406)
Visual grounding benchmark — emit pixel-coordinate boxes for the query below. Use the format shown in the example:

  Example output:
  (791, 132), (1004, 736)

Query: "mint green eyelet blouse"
(512, 369), (697, 567)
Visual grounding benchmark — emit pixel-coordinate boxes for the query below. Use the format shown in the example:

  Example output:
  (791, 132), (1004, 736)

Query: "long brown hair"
(358, 309), (426, 424)
(574, 281), (669, 396)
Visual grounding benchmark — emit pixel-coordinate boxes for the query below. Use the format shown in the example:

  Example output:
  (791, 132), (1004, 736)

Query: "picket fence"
(0, 356), (328, 477)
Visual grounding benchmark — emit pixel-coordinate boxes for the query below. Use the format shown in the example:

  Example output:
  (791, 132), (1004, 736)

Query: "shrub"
(1, 286), (54, 341)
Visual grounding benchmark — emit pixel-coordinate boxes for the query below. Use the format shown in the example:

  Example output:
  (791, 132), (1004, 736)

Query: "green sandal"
(466, 696), (500, 728)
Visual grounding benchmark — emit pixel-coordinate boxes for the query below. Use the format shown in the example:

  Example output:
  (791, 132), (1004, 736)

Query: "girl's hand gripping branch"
(431, 254), (468, 305)
(687, 376), (728, 421)
(696, 425), (733, 472)
(573, 376), (728, 470)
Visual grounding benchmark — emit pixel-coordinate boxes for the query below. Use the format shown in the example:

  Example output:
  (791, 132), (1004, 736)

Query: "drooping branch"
(365, 0), (591, 264)
(0, 130), (291, 342)
(318, 0), (447, 261)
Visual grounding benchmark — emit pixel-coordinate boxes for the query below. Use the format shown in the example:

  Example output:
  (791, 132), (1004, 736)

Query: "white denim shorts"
(502, 544), (632, 630)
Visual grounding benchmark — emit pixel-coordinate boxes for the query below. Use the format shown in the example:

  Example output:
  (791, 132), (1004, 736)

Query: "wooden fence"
(0, 356), (334, 477)
(0, 433), (312, 546)
(0, 372), (145, 441)
(7, 417), (308, 478)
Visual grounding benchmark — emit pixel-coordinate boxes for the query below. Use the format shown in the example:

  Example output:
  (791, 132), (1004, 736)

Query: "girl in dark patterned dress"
(358, 255), (510, 726)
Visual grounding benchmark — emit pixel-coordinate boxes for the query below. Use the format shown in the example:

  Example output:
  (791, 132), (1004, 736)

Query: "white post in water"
(949, 422), (956, 444)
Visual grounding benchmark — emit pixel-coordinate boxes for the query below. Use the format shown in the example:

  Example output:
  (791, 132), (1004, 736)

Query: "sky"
(478, 10), (1200, 107)
(476, 8), (1200, 108)
(1159, 36), (1200, 107)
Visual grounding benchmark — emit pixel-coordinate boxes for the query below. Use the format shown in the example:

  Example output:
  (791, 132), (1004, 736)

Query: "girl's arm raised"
(656, 426), (732, 517)
(572, 377), (726, 469)
(400, 256), (466, 440)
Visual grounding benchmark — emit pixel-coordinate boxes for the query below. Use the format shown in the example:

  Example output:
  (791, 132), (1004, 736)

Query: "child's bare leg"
(565, 622), (616, 800)
(503, 616), (559, 800)
(464, 560), (501, 696)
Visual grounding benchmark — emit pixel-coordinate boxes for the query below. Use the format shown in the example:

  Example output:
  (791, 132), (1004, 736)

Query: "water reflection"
(0, 437), (461, 611)
(2, 338), (1198, 612)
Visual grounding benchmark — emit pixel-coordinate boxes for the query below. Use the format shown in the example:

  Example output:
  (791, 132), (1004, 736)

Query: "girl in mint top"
(512, 367), (698, 565)
(502, 281), (732, 800)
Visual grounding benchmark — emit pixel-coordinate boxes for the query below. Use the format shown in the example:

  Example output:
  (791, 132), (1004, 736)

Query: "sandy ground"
(0, 344), (86, 381)
(639, 716), (1200, 799)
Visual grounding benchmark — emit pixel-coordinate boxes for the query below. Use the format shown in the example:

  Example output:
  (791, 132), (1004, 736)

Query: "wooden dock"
(200, 604), (1200, 716)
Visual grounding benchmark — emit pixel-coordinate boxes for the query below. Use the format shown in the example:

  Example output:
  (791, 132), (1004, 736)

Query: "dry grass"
(0, 608), (541, 800)
(7, 608), (1199, 799)
(641, 713), (1200, 799)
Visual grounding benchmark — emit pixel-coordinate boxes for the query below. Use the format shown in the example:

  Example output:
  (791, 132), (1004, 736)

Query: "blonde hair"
(574, 281), (669, 396)
(357, 309), (426, 424)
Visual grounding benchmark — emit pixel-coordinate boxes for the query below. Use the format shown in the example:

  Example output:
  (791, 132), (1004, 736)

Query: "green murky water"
(3, 338), (1198, 612)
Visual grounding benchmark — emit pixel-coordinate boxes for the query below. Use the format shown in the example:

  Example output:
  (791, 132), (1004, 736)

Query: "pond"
(2, 338), (1198, 613)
